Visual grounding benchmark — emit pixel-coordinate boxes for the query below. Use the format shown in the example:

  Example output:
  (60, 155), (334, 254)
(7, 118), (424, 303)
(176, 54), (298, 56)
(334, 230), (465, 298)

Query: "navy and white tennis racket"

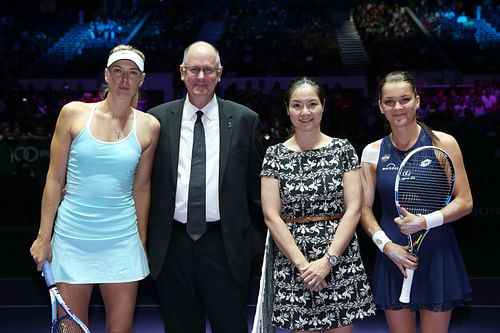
(394, 146), (455, 303)
(42, 261), (91, 333)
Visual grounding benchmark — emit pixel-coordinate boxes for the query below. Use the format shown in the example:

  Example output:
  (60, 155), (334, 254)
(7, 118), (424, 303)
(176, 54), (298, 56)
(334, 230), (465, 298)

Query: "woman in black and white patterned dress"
(260, 77), (375, 332)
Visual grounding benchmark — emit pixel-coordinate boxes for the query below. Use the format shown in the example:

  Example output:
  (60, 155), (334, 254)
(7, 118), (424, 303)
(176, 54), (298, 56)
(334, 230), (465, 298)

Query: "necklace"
(111, 109), (133, 140)
(95, 102), (132, 141)
(113, 129), (123, 140)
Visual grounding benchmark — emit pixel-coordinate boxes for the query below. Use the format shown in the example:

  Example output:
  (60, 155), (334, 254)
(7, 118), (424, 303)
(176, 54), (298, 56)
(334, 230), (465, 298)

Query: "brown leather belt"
(283, 213), (344, 223)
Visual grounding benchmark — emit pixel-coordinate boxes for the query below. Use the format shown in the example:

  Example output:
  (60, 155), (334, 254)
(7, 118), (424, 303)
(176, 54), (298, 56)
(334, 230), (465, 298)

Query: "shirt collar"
(184, 94), (218, 121)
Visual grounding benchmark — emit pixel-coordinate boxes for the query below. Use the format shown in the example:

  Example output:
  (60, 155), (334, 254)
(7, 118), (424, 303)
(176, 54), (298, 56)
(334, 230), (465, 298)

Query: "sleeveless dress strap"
(131, 108), (137, 132)
(86, 103), (99, 130)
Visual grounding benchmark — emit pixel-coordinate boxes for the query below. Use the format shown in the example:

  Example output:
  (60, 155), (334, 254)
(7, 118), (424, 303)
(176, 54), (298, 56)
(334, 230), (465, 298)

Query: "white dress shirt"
(174, 95), (220, 223)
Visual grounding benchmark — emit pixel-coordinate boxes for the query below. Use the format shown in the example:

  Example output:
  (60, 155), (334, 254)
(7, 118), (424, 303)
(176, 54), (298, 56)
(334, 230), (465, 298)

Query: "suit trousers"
(155, 221), (249, 333)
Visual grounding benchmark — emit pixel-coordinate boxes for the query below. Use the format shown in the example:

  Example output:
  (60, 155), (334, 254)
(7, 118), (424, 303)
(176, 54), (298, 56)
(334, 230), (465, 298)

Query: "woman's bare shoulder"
(60, 101), (95, 117)
(135, 109), (160, 130)
(433, 130), (459, 148)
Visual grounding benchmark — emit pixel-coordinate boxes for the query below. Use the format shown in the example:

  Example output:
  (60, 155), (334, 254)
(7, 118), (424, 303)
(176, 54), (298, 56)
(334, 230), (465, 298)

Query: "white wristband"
(372, 230), (391, 253)
(424, 210), (444, 230)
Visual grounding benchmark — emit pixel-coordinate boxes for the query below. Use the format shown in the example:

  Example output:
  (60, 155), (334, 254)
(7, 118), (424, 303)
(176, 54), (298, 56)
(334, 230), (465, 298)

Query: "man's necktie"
(186, 111), (206, 240)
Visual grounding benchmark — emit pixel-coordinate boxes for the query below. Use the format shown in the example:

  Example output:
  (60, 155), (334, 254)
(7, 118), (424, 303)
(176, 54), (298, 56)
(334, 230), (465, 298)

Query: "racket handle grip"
(42, 261), (56, 287)
(399, 268), (415, 303)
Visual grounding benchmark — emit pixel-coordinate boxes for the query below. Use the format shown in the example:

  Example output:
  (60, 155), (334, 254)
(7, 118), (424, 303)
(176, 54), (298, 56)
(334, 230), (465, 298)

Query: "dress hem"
(273, 312), (377, 331)
(55, 274), (150, 284)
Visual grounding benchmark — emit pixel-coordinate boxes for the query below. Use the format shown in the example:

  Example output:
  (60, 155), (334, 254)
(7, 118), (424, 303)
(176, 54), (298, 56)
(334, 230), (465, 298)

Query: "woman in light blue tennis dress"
(51, 102), (148, 283)
(30, 44), (160, 332)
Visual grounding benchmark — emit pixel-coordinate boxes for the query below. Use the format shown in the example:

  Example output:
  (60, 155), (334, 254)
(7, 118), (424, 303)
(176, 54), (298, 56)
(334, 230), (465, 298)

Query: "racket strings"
(53, 315), (86, 333)
(398, 152), (454, 215)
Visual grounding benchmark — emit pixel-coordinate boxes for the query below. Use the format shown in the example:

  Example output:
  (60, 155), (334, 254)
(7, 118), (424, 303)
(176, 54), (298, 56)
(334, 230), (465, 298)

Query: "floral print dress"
(261, 138), (376, 331)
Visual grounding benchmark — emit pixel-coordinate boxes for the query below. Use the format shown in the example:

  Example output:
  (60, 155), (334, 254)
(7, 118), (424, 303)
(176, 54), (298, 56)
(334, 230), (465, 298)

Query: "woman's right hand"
(383, 242), (418, 277)
(29, 236), (52, 271)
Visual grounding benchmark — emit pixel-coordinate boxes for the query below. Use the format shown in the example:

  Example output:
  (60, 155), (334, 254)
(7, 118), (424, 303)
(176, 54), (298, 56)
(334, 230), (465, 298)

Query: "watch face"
(328, 254), (338, 266)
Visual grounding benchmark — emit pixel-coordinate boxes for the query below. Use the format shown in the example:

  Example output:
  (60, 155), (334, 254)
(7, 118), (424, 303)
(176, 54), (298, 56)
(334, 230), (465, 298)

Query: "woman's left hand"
(394, 206), (426, 235)
(299, 257), (330, 291)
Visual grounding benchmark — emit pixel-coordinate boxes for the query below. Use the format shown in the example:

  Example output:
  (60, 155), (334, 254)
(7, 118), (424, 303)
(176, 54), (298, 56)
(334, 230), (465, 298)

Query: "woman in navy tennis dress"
(360, 71), (473, 333)
(30, 45), (160, 331)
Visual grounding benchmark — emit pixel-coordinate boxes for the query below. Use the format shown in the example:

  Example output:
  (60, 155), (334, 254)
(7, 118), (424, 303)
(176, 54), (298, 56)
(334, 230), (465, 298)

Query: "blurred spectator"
(481, 88), (497, 113)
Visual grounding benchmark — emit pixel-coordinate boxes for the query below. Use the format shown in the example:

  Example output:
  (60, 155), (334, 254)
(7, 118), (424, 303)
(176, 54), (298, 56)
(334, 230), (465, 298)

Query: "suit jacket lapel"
(218, 98), (233, 184)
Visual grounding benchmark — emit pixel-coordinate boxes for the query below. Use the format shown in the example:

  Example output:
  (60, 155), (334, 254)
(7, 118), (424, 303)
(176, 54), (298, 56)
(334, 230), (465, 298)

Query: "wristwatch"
(325, 251), (339, 267)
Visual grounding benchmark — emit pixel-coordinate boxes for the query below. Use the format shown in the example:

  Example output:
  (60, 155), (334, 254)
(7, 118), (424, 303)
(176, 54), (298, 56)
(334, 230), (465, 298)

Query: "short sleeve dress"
(372, 128), (472, 311)
(261, 138), (376, 331)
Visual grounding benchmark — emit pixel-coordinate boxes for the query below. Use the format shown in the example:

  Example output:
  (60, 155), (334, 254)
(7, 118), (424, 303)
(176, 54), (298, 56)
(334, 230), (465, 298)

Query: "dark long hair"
(284, 76), (326, 108)
(282, 77), (326, 137)
(379, 71), (439, 144)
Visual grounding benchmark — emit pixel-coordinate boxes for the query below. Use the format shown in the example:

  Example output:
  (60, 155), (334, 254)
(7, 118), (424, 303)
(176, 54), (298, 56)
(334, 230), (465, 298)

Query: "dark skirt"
(372, 224), (472, 311)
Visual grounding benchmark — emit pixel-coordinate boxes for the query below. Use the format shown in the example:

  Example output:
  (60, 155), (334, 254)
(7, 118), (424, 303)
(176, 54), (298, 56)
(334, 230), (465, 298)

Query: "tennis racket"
(41, 261), (91, 333)
(394, 146), (455, 303)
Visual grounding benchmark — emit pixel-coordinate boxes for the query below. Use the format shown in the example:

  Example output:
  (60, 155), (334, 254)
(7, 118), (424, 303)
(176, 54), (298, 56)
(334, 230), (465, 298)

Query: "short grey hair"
(182, 41), (221, 67)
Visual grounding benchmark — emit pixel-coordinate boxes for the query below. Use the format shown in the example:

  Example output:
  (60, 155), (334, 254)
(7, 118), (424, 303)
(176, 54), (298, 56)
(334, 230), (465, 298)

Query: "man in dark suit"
(147, 41), (264, 333)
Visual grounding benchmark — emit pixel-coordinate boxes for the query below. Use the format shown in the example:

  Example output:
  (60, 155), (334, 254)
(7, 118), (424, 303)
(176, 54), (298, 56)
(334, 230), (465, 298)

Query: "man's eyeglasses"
(182, 66), (221, 76)
(108, 66), (142, 79)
